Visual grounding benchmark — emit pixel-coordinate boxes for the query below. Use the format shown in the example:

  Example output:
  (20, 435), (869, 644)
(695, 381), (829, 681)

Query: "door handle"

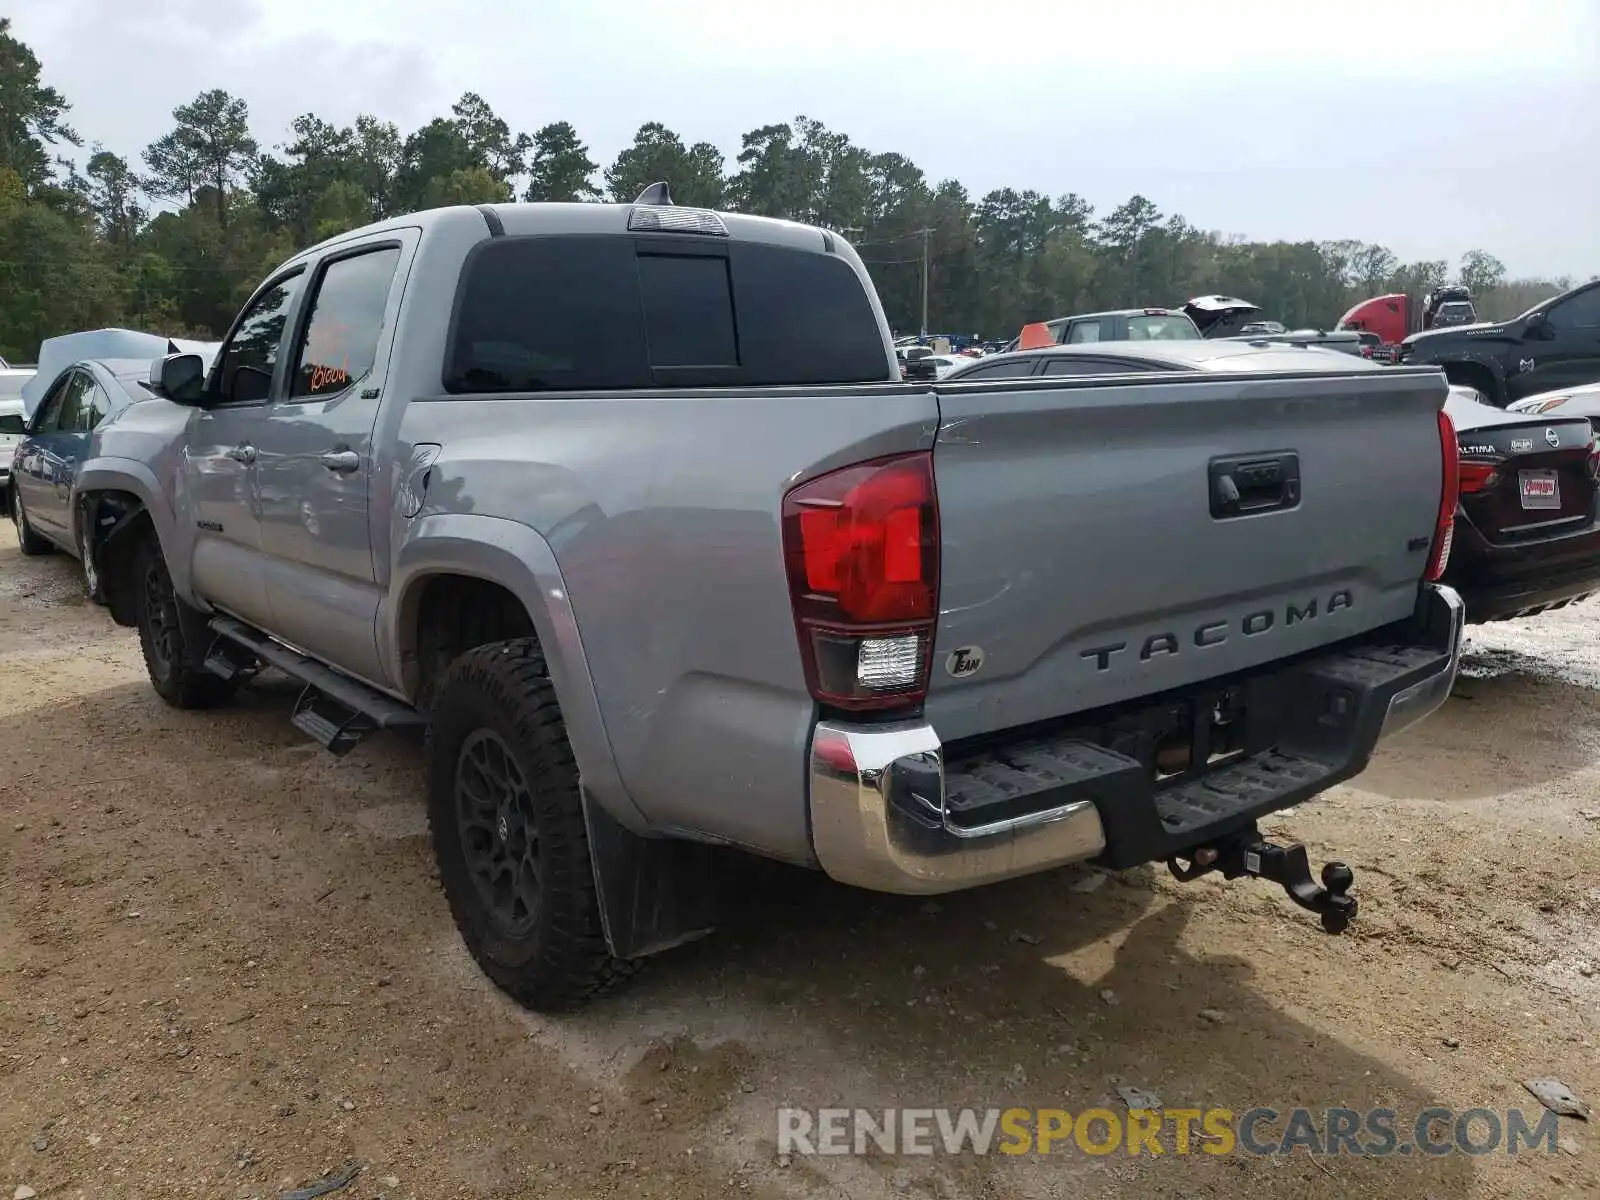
(320, 449), (360, 474)
(225, 444), (257, 465)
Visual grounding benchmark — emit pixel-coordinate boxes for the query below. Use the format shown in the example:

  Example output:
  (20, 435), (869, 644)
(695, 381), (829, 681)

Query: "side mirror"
(150, 353), (208, 406)
(1524, 311), (1551, 338)
(905, 358), (939, 382)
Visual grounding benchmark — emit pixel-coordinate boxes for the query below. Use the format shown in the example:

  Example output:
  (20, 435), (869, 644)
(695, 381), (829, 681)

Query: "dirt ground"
(3, 525), (1599, 1200)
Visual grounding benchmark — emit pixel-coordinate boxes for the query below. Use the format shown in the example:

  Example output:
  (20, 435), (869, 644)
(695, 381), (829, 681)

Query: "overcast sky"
(14, 0), (1600, 280)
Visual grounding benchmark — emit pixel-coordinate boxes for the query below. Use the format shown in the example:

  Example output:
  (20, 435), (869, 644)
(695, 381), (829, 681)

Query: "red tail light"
(782, 453), (939, 711)
(1458, 460), (1499, 494)
(1426, 409), (1460, 581)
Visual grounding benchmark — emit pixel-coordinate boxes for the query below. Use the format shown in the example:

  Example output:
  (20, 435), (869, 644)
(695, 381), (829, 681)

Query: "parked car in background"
(1338, 286), (1476, 348)
(1399, 278), (1600, 406)
(1507, 379), (1600, 420)
(1431, 301), (1477, 329)
(998, 307), (1202, 351)
(79, 193), (1461, 1009)
(920, 353), (977, 379)
(1441, 384), (1600, 620)
(20, 329), (219, 420)
(10, 358), (182, 598)
(1182, 295), (1267, 338)
(946, 339), (1385, 383)
(1, 369), (31, 506)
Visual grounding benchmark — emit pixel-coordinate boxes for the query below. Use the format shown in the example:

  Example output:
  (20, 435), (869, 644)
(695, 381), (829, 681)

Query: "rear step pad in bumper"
(939, 631), (1456, 872)
(206, 617), (424, 754)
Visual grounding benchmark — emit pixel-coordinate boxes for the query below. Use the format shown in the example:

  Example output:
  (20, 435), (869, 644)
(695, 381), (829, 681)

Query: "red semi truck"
(1338, 286), (1476, 360)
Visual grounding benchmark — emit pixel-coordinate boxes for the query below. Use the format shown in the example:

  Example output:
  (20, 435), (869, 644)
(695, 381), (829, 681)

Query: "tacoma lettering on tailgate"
(1080, 590), (1354, 672)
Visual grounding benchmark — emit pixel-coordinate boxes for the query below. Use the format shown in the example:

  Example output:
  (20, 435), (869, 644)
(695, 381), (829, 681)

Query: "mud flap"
(95, 502), (157, 626)
(582, 792), (719, 960)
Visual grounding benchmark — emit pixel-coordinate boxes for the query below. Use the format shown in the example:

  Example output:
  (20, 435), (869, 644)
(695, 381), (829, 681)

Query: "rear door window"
(1066, 321), (1101, 344)
(445, 234), (889, 392)
(63, 378), (112, 431)
(288, 247), (403, 399)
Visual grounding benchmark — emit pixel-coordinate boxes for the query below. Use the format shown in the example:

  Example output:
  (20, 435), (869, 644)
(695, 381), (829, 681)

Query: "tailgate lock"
(1209, 452), (1301, 519)
(1169, 826), (1356, 933)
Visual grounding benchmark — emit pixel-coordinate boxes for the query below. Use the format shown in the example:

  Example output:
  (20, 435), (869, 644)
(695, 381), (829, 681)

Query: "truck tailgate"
(925, 367), (1448, 742)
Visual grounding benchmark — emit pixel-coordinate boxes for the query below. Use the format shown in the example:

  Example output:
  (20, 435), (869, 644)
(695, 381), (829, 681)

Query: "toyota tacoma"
(76, 188), (1466, 1010)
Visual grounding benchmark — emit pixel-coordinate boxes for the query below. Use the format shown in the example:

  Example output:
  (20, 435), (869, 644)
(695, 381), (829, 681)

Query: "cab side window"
(214, 271), (305, 404)
(1067, 321), (1102, 344)
(1548, 285), (1600, 330)
(288, 247), (402, 399)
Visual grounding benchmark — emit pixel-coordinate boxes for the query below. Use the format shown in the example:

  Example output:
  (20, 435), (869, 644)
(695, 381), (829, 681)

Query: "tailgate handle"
(1210, 453), (1301, 519)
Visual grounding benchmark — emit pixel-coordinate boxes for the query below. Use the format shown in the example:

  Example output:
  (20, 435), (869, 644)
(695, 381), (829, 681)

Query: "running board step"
(291, 688), (372, 757)
(207, 617), (425, 754)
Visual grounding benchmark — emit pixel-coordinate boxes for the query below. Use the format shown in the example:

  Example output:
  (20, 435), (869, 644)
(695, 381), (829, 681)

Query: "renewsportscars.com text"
(777, 1106), (1561, 1158)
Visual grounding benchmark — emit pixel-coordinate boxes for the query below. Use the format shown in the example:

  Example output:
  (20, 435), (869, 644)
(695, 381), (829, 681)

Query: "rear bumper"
(1445, 521), (1600, 621)
(807, 583), (1463, 894)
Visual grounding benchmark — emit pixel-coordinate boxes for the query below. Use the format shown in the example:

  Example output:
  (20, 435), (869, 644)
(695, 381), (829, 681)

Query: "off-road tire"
(133, 536), (236, 709)
(426, 638), (638, 1011)
(11, 491), (52, 556)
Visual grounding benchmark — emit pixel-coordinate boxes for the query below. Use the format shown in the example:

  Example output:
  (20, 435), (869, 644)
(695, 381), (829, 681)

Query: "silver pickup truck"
(77, 189), (1466, 1010)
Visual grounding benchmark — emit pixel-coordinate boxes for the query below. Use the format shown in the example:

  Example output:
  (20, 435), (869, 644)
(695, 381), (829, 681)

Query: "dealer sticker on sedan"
(1519, 469), (1560, 510)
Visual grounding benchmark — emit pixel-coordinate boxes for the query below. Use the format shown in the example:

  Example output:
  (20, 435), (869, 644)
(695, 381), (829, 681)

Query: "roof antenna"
(633, 181), (673, 206)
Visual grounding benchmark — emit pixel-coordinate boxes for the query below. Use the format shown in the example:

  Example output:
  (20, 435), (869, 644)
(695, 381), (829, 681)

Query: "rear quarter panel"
(390, 385), (938, 863)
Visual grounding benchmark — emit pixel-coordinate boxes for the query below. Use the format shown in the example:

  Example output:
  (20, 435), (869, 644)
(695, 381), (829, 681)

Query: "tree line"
(0, 18), (1577, 363)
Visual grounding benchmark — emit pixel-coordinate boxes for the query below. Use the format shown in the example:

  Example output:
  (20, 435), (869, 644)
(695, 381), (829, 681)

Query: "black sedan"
(1443, 386), (1600, 621)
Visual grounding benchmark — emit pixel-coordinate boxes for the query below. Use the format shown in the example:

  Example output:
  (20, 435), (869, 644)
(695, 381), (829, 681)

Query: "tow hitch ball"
(1168, 831), (1357, 934)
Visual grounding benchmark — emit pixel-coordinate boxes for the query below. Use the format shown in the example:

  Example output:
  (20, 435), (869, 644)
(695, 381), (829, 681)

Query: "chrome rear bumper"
(809, 721), (1107, 894)
(807, 584), (1463, 895)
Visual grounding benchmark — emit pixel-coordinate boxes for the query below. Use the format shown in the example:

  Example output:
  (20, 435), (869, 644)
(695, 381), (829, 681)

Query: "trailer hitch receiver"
(1168, 828), (1357, 934)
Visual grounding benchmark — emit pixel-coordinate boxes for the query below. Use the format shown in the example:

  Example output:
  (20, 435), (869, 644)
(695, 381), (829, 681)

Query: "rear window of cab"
(445, 235), (891, 392)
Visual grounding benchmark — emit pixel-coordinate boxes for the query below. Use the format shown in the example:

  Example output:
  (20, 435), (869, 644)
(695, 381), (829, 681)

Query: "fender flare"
(1435, 354), (1507, 396)
(386, 512), (649, 834)
(73, 457), (200, 606)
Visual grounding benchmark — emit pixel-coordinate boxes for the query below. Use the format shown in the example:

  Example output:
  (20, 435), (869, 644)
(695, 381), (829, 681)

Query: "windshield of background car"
(1126, 315), (1200, 341)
